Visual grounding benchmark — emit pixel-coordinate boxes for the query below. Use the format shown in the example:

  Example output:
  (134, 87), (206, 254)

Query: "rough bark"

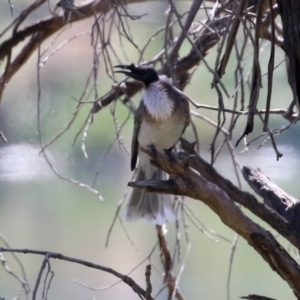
(129, 141), (300, 298)
(242, 166), (300, 234)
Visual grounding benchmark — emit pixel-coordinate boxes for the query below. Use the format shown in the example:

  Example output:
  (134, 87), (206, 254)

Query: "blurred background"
(0, 0), (299, 299)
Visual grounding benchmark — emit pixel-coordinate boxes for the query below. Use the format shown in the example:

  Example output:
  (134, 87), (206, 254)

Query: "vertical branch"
(0, 233), (30, 298)
(229, 33), (248, 138)
(277, 0), (300, 110)
(156, 225), (185, 300)
(32, 256), (48, 300)
(145, 264), (152, 300)
(236, 2), (263, 146)
(8, 0), (14, 16)
(210, 84), (226, 164)
(217, 0), (248, 78)
(36, 38), (103, 198)
(263, 1), (275, 130)
(168, 0), (204, 63)
(226, 234), (240, 300)
(0, 50), (11, 104)
(91, 13), (102, 100)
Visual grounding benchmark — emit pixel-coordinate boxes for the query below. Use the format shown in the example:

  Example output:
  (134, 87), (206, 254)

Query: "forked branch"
(129, 140), (300, 297)
(0, 248), (153, 300)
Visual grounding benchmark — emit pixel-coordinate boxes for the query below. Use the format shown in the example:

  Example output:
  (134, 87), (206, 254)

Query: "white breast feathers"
(142, 80), (174, 121)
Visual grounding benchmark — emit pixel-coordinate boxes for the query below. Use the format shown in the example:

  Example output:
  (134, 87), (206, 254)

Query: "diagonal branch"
(93, 15), (231, 113)
(0, 0), (146, 101)
(242, 166), (300, 232)
(128, 145), (300, 297)
(217, 0), (248, 78)
(167, 0), (204, 63)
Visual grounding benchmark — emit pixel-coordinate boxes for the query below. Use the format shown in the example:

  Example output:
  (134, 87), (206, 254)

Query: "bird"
(114, 64), (190, 225)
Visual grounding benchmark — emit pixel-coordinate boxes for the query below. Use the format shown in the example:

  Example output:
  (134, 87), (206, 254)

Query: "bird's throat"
(143, 82), (174, 121)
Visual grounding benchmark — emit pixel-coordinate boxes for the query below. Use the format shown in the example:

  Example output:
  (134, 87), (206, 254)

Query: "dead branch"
(0, 0), (146, 102)
(240, 295), (276, 300)
(93, 14), (231, 114)
(217, 0), (247, 78)
(128, 141), (300, 297)
(156, 225), (184, 300)
(242, 166), (300, 233)
(0, 247), (153, 300)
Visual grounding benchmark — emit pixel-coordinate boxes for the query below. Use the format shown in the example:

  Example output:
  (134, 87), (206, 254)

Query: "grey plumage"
(114, 64), (190, 225)
(125, 166), (175, 225)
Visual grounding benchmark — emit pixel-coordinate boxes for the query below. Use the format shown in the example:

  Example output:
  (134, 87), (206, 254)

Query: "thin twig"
(7, 0), (14, 16)
(0, 248), (152, 300)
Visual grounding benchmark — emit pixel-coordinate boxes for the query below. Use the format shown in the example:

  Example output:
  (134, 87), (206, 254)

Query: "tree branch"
(0, 247), (153, 300)
(0, 0), (146, 101)
(129, 142), (300, 297)
(242, 166), (300, 233)
(93, 14), (231, 113)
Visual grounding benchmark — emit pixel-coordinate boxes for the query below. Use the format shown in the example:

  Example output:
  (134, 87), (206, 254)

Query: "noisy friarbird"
(114, 64), (190, 225)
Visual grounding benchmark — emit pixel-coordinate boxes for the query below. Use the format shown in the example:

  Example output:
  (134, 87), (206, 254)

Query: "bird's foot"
(148, 144), (158, 158)
(164, 148), (176, 163)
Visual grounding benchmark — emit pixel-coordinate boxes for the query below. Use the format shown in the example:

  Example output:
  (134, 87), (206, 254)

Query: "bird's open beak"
(113, 64), (136, 76)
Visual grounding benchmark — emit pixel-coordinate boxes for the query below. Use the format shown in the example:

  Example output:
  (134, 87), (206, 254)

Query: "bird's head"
(114, 64), (159, 86)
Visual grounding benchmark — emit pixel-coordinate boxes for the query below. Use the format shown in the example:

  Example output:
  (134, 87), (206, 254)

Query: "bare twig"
(227, 234), (239, 300)
(0, 233), (30, 299)
(7, 0), (14, 16)
(145, 264), (152, 300)
(0, 248), (153, 300)
(156, 225), (185, 300)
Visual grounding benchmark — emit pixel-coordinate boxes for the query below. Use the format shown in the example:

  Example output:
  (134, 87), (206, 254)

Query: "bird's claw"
(148, 144), (158, 158)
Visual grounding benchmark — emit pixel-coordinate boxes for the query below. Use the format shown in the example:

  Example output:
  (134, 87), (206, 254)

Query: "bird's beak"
(113, 64), (136, 77)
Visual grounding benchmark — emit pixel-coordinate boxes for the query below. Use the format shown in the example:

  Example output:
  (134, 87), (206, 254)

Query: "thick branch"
(242, 166), (300, 233)
(179, 139), (300, 248)
(129, 145), (300, 297)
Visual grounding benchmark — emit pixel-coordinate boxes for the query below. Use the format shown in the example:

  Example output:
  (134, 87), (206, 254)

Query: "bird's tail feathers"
(125, 167), (175, 225)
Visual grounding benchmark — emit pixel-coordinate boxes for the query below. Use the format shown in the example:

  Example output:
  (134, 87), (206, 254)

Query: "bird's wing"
(166, 83), (191, 134)
(182, 93), (191, 133)
(131, 103), (145, 171)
